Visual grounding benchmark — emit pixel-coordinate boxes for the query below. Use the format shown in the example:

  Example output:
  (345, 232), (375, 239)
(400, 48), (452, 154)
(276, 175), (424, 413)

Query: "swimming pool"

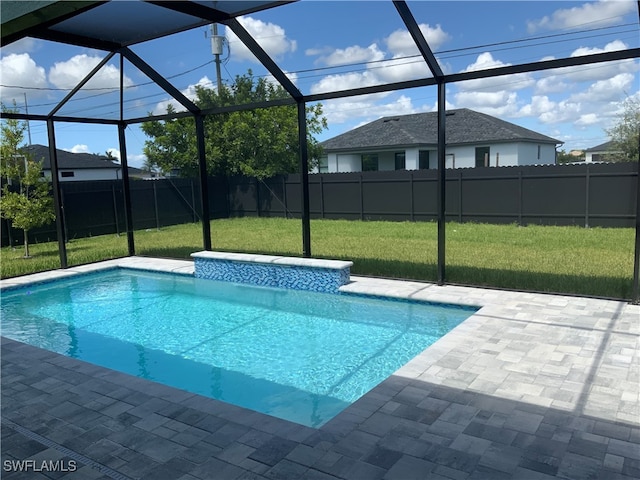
(1, 267), (476, 427)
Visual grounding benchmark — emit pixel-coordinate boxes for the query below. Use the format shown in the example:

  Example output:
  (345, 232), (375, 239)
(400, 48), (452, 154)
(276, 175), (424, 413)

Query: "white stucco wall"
(445, 145), (476, 168)
(44, 169), (121, 182)
(517, 143), (556, 165)
(320, 141), (557, 173)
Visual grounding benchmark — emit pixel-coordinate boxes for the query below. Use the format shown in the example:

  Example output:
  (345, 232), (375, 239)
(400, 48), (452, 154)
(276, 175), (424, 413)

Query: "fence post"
(112, 183), (120, 236)
(153, 181), (160, 230)
(585, 164), (590, 228)
(256, 178), (261, 217)
(224, 178), (231, 218)
(518, 170), (523, 226)
(359, 174), (364, 221)
(320, 175), (325, 219)
(282, 176), (288, 219)
(410, 172), (414, 222)
(458, 170), (463, 223)
(61, 188), (68, 243)
(191, 180), (197, 223)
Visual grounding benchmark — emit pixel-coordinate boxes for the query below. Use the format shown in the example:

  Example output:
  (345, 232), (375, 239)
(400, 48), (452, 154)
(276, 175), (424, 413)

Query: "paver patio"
(2, 257), (639, 479)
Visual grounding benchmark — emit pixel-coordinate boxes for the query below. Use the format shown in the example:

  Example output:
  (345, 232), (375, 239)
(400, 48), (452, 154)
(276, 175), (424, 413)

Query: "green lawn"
(1, 218), (635, 299)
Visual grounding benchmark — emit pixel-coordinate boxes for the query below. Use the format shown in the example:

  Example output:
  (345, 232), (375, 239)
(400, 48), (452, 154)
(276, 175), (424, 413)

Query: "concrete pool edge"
(2, 257), (639, 479)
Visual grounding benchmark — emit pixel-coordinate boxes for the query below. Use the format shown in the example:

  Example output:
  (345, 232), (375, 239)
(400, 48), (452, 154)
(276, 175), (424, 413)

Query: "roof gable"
(321, 108), (562, 151)
(22, 144), (121, 170)
(585, 140), (617, 152)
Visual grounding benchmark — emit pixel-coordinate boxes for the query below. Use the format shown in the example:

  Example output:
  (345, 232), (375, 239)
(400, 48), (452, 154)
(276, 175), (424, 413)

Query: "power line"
(3, 21), (634, 97)
(3, 18), (636, 118)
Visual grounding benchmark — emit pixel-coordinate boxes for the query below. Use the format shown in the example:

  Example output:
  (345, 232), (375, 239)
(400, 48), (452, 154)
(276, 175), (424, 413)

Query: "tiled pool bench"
(191, 251), (353, 293)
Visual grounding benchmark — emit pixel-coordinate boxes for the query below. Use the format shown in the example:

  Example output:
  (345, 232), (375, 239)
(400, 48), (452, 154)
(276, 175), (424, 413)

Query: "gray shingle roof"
(320, 108), (562, 151)
(585, 140), (616, 152)
(22, 144), (120, 170)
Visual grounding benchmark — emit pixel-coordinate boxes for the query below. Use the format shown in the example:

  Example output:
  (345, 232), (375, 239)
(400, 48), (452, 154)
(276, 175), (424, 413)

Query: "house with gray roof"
(317, 108), (562, 173)
(23, 144), (136, 181)
(584, 140), (622, 163)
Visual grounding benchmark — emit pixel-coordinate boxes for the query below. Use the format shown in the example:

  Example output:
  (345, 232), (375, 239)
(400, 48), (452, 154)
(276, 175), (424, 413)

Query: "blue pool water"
(1, 268), (476, 427)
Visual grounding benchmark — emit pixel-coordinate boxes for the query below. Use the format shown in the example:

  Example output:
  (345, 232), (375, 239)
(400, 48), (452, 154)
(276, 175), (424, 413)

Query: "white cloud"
(375, 56), (432, 83)
(0, 53), (47, 103)
(321, 44), (384, 67)
(264, 70), (299, 88)
(306, 22), (452, 90)
(532, 41), (637, 95)
(454, 90), (520, 117)
(385, 24), (450, 56)
(310, 71), (387, 95)
(49, 54), (133, 90)
(1, 37), (40, 55)
(534, 41), (638, 97)
(540, 99), (582, 124)
(456, 52), (534, 92)
(527, 0), (636, 33)
(570, 73), (635, 103)
(518, 95), (557, 118)
(127, 153), (147, 169)
(226, 16), (296, 63)
(534, 76), (570, 95)
(65, 144), (90, 154)
(322, 94), (417, 125)
(575, 113), (600, 126)
(571, 39), (629, 58)
(152, 76), (213, 115)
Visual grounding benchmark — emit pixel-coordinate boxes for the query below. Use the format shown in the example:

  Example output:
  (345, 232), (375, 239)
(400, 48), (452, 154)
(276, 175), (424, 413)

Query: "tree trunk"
(23, 229), (30, 258)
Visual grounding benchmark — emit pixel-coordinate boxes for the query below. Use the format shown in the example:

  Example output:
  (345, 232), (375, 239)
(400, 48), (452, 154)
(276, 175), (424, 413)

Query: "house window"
(362, 154), (378, 171)
(475, 146), (490, 168)
(537, 145), (541, 160)
(60, 171), (75, 178)
(318, 157), (328, 173)
(419, 150), (429, 169)
(394, 152), (405, 170)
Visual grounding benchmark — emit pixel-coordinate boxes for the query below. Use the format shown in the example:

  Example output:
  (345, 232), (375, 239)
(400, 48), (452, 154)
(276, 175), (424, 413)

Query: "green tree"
(556, 149), (584, 164)
(606, 96), (639, 162)
(141, 71), (327, 179)
(0, 103), (55, 258)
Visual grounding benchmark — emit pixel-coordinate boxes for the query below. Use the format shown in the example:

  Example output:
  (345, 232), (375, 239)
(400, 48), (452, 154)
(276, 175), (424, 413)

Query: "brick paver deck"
(2, 258), (639, 479)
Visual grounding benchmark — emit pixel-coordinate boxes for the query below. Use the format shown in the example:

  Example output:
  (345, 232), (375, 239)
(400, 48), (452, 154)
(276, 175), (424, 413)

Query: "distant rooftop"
(585, 141), (619, 152)
(23, 144), (120, 170)
(321, 109), (562, 151)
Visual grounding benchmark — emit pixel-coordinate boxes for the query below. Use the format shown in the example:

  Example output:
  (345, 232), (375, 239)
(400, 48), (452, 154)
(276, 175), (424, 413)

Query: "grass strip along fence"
(0, 218), (635, 300)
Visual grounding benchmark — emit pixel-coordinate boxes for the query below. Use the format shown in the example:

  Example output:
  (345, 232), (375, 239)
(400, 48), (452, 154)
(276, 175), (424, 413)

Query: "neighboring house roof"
(585, 140), (618, 152)
(321, 108), (562, 151)
(22, 144), (121, 170)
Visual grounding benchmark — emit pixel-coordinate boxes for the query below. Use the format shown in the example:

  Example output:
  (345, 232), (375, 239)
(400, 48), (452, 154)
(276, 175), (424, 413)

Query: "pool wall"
(191, 251), (353, 293)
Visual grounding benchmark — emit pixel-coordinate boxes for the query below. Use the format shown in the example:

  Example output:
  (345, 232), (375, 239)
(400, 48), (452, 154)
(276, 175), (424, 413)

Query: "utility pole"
(24, 93), (32, 145)
(210, 24), (224, 95)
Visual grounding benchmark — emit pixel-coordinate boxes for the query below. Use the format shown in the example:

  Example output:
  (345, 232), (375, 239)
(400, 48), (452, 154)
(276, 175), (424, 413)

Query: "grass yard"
(1, 217), (635, 299)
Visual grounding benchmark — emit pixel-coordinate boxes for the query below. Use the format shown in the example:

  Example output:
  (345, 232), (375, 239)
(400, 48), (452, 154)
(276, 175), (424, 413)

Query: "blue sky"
(1, 0), (638, 168)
